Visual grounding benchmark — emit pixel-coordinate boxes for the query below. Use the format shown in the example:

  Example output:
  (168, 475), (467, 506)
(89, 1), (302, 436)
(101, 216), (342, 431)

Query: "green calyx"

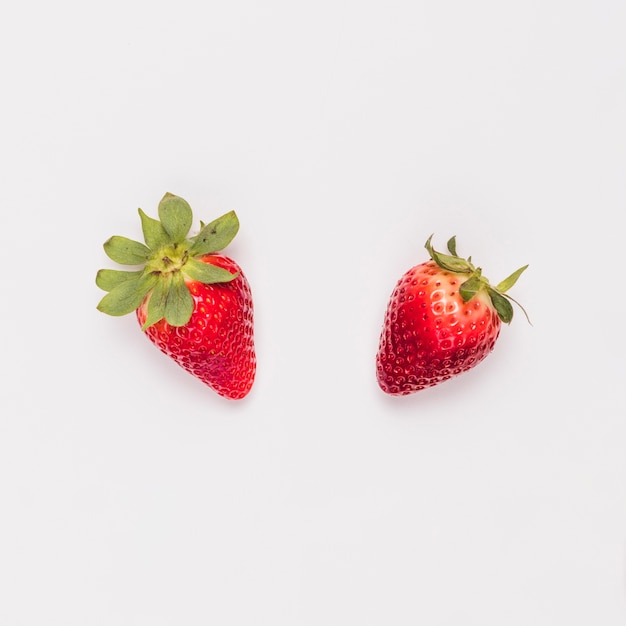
(96, 193), (240, 329)
(425, 234), (530, 325)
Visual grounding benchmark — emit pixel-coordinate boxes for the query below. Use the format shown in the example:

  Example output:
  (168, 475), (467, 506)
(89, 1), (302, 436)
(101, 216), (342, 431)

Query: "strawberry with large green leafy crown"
(96, 193), (256, 400)
(376, 235), (528, 396)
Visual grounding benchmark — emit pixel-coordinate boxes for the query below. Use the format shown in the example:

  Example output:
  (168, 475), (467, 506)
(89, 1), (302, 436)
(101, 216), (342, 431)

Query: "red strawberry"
(96, 193), (255, 400)
(376, 235), (528, 396)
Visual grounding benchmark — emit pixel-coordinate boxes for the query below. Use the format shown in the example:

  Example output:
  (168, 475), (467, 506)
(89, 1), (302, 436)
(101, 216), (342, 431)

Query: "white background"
(1, 1), (625, 624)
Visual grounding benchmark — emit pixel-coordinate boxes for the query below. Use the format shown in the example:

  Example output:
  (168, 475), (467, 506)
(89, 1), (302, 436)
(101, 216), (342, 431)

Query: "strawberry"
(376, 235), (528, 396)
(96, 193), (255, 400)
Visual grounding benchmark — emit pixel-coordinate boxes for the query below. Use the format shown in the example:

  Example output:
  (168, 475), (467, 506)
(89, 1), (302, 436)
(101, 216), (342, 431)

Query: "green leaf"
(495, 264), (529, 293)
(188, 211), (240, 256)
(158, 193), (193, 244)
(142, 274), (171, 329)
(505, 293), (533, 325)
(96, 269), (144, 292)
(96, 273), (158, 316)
(425, 235), (472, 274)
(446, 236), (458, 256)
(487, 287), (514, 324)
(103, 236), (151, 265)
(459, 273), (483, 302)
(139, 208), (170, 250)
(183, 258), (238, 284)
(164, 272), (194, 326)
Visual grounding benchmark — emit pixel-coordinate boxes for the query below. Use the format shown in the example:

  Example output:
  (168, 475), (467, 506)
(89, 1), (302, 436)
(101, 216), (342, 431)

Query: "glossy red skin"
(376, 260), (501, 396)
(137, 253), (256, 400)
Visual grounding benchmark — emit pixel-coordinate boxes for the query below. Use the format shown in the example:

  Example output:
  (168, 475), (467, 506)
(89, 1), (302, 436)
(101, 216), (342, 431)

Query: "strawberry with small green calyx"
(96, 193), (256, 400)
(376, 235), (529, 396)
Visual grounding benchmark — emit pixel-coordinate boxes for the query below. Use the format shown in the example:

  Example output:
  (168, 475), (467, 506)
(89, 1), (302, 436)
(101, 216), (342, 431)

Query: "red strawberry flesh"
(137, 254), (255, 400)
(376, 261), (501, 396)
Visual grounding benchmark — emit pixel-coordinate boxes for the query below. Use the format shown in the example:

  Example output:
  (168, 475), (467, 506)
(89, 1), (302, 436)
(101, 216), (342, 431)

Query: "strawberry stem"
(425, 235), (530, 325)
(97, 193), (241, 327)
